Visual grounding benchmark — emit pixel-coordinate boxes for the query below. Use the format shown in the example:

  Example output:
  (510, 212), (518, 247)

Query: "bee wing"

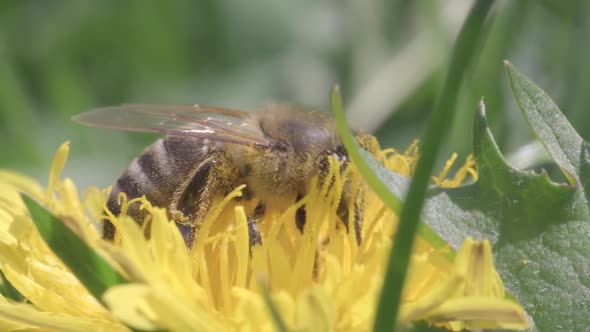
(72, 104), (270, 147)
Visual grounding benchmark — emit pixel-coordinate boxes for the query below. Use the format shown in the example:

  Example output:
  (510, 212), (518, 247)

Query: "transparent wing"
(72, 104), (269, 146)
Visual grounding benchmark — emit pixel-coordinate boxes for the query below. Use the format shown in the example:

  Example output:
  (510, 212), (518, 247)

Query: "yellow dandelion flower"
(0, 142), (527, 331)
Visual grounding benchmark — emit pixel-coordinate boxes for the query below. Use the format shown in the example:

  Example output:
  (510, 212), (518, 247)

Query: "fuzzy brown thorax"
(240, 106), (344, 195)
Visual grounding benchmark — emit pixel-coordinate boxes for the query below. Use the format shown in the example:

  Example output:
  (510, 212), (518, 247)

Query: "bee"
(73, 103), (380, 247)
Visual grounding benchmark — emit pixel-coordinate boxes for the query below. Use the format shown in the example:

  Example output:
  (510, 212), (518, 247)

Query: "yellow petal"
(0, 301), (127, 332)
(0, 171), (44, 204)
(427, 296), (529, 330)
(104, 284), (227, 332)
(400, 273), (465, 322)
(232, 287), (279, 331)
(296, 287), (334, 332)
(102, 284), (158, 331)
(46, 142), (70, 197)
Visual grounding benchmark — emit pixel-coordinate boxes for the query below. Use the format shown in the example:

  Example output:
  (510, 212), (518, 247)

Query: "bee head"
(257, 105), (340, 155)
(246, 106), (343, 190)
(245, 104), (381, 194)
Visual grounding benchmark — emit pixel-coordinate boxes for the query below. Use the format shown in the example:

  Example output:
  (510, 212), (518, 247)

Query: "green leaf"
(505, 61), (583, 182)
(506, 61), (590, 216)
(21, 194), (126, 305)
(455, 100), (589, 330)
(432, 99), (579, 240)
(362, 99), (590, 330)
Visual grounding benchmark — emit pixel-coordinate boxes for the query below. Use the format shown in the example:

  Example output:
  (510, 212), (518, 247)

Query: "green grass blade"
(21, 194), (126, 305)
(372, 1), (495, 330)
(331, 87), (403, 213)
(332, 89), (454, 252)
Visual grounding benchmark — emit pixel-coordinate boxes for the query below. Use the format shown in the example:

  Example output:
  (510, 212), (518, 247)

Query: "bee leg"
(295, 193), (306, 233)
(169, 156), (218, 247)
(337, 193), (364, 245)
(171, 152), (240, 247)
(247, 202), (264, 246)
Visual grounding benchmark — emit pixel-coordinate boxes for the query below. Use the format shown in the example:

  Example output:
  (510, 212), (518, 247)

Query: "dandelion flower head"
(0, 141), (528, 331)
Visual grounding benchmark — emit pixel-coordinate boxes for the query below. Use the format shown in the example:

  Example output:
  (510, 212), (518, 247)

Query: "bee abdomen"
(125, 140), (175, 200)
(104, 137), (213, 240)
(104, 139), (177, 239)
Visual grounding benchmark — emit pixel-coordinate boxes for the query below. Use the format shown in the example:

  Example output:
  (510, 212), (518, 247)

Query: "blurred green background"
(0, 0), (588, 188)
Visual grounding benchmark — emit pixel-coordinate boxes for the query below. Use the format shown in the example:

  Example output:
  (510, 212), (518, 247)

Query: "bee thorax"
(245, 157), (309, 195)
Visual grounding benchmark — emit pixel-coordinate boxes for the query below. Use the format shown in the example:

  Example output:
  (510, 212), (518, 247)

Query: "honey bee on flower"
(73, 103), (381, 246)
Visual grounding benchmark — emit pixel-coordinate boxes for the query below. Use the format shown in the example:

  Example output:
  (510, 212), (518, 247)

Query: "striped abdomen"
(104, 136), (210, 239)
